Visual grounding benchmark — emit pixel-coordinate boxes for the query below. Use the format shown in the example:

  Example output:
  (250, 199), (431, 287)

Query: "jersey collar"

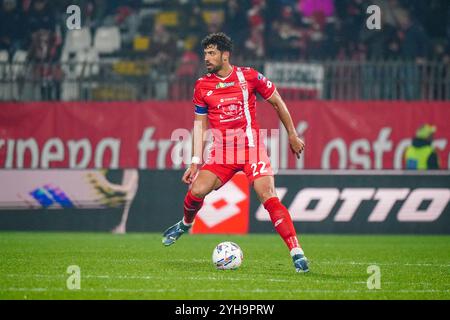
(213, 65), (235, 81)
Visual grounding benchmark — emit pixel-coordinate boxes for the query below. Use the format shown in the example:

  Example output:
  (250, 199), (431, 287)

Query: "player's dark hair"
(201, 32), (233, 53)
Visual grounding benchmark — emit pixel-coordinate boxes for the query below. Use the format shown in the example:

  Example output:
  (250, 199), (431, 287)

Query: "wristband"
(191, 156), (201, 164)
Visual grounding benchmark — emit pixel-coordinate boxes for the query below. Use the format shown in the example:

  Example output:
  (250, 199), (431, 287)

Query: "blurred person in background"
(244, 0), (266, 60)
(396, 9), (430, 100)
(224, 0), (249, 59)
(267, 5), (304, 59)
(396, 9), (430, 63)
(27, 0), (56, 35)
(171, 38), (200, 99)
(27, 0), (60, 101)
(178, 1), (206, 40)
(148, 22), (176, 69)
(0, 0), (27, 55)
(28, 29), (62, 100)
(148, 22), (177, 99)
(304, 11), (327, 60)
(206, 11), (223, 34)
(338, 0), (366, 59)
(405, 124), (441, 170)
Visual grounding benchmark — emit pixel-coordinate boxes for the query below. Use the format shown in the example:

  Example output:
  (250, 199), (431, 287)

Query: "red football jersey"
(192, 66), (276, 149)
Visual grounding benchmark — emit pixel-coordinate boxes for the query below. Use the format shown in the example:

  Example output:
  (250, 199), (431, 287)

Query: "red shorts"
(201, 145), (274, 187)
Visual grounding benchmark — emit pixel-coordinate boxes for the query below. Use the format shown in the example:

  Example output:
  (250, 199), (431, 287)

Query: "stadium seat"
(0, 50), (9, 100)
(79, 48), (100, 78)
(133, 36), (150, 51)
(155, 11), (178, 27)
(6, 50), (28, 100)
(64, 28), (92, 52)
(12, 50), (27, 61)
(202, 10), (224, 24)
(0, 50), (9, 77)
(61, 48), (99, 101)
(94, 27), (121, 54)
(11, 50), (27, 80)
(0, 50), (8, 62)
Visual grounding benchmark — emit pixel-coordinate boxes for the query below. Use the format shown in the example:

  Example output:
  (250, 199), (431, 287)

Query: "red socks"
(183, 190), (204, 225)
(263, 197), (301, 251)
(183, 193), (301, 253)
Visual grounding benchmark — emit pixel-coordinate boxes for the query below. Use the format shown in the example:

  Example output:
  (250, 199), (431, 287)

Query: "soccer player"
(162, 33), (309, 272)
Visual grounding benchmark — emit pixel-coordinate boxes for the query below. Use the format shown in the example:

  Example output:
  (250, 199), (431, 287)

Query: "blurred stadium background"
(0, 0), (448, 101)
(0, 0), (449, 301)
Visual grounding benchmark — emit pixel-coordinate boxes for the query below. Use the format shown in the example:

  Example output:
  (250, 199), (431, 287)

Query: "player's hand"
(289, 135), (305, 159)
(182, 164), (199, 184)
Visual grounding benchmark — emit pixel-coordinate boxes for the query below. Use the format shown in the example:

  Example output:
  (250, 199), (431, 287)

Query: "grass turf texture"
(0, 232), (449, 300)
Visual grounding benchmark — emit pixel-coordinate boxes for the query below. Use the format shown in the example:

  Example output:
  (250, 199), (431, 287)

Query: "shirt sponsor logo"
(216, 82), (235, 89)
(220, 97), (238, 103)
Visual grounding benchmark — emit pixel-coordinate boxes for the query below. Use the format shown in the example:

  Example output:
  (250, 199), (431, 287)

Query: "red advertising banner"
(0, 101), (449, 169)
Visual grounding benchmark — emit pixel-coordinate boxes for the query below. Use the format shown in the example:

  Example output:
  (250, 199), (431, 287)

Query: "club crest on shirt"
(216, 82), (235, 89)
(217, 101), (243, 122)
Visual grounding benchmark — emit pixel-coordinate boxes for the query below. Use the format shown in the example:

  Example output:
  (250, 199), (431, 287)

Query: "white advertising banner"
(0, 170), (138, 209)
(264, 62), (324, 96)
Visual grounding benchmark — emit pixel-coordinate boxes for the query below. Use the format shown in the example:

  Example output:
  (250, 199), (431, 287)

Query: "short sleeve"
(192, 80), (208, 115)
(251, 68), (276, 100)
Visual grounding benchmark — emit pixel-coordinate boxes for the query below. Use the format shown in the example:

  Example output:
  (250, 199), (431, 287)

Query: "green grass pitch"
(0, 232), (449, 299)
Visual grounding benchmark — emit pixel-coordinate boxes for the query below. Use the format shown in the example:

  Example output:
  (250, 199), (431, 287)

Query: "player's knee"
(190, 183), (210, 199)
(257, 189), (277, 203)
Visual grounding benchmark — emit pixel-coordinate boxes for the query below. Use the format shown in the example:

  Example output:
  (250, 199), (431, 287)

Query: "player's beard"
(207, 62), (222, 74)
(207, 54), (223, 74)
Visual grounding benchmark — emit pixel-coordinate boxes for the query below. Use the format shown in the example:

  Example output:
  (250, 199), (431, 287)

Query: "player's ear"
(222, 51), (230, 61)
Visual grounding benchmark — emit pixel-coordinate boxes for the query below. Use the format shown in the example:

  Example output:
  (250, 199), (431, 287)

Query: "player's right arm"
(182, 79), (208, 184)
(182, 113), (208, 184)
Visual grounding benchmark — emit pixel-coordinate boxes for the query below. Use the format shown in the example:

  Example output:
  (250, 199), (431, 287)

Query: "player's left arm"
(267, 89), (305, 158)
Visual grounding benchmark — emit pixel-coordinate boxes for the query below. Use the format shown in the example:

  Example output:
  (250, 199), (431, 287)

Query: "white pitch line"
(314, 261), (450, 267)
(3, 274), (449, 288)
(0, 273), (324, 283)
(5, 257), (450, 268)
(4, 287), (65, 292)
